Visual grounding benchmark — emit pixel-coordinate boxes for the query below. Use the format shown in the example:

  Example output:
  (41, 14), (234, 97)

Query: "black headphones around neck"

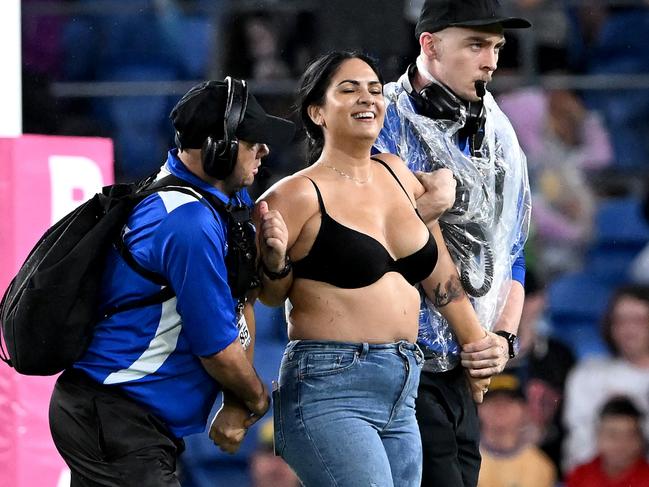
(202, 77), (248, 179)
(405, 64), (486, 154)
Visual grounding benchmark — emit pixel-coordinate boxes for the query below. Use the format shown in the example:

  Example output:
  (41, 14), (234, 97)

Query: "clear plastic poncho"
(377, 82), (531, 371)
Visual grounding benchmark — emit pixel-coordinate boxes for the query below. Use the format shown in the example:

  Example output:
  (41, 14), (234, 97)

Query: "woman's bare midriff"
(286, 273), (421, 343)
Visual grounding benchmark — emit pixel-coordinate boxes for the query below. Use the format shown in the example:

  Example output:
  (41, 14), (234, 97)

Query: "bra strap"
(371, 157), (416, 210)
(303, 176), (327, 214)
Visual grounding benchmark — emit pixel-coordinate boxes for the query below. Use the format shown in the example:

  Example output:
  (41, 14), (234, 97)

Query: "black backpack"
(0, 174), (258, 375)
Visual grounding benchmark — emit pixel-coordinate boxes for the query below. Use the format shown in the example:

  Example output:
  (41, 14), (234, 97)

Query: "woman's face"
(310, 58), (385, 144)
(610, 296), (649, 360)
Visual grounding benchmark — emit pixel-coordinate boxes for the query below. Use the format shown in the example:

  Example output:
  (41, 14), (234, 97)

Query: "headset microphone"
(474, 80), (486, 98)
(474, 79), (487, 98)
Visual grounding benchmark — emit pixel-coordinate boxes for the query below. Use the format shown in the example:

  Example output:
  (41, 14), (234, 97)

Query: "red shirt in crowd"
(566, 457), (649, 487)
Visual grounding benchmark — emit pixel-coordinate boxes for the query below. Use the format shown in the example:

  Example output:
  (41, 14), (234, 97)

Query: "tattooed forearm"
(433, 276), (464, 308)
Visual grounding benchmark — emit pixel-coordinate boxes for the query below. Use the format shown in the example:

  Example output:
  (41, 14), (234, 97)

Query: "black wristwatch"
(494, 331), (520, 359)
(261, 256), (292, 280)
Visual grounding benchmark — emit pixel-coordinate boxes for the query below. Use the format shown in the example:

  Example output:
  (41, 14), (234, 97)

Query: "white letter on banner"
(49, 155), (104, 225)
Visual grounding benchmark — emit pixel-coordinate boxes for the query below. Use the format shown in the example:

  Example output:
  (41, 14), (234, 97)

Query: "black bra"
(292, 158), (438, 289)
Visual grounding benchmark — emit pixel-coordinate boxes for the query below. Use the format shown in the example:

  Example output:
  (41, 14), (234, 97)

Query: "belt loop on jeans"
(285, 340), (300, 360)
(414, 343), (424, 362)
(359, 342), (370, 359)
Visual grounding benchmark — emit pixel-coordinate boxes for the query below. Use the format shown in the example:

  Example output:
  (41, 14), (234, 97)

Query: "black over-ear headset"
(202, 77), (249, 179)
(404, 64), (486, 153)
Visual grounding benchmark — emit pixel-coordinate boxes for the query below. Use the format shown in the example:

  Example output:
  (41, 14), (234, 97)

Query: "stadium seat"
(547, 272), (613, 324)
(585, 246), (639, 285)
(254, 302), (288, 343)
(592, 196), (649, 251)
(551, 318), (610, 360)
(546, 272), (614, 358)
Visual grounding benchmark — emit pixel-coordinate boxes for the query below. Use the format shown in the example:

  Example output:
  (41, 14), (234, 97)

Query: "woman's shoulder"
(257, 170), (320, 210)
(372, 152), (409, 174)
(372, 152), (420, 194)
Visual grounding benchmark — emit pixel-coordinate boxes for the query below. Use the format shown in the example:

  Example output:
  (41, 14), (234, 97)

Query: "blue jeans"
(273, 340), (424, 487)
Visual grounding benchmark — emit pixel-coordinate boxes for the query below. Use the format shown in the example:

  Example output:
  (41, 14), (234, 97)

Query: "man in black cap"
(49, 77), (295, 486)
(373, 1), (532, 485)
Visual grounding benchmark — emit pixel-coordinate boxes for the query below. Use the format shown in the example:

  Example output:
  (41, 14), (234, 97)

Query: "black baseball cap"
(170, 79), (295, 150)
(415, 0), (531, 38)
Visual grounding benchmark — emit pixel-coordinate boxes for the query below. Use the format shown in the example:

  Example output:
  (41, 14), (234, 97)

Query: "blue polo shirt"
(75, 150), (253, 438)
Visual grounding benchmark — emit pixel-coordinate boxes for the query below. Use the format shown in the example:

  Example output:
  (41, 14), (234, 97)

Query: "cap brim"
(451, 16), (532, 29)
(245, 114), (296, 148)
(237, 94), (296, 147)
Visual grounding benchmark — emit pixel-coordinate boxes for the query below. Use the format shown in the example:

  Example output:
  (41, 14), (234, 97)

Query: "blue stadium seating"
(547, 272), (612, 323)
(585, 246), (638, 285)
(592, 197), (649, 251)
(254, 302), (289, 343)
(546, 271), (613, 358)
(550, 318), (610, 359)
(582, 196), (649, 285)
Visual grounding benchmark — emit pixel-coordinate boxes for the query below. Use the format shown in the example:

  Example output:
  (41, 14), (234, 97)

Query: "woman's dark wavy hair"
(601, 284), (649, 356)
(296, 50), (383, 165)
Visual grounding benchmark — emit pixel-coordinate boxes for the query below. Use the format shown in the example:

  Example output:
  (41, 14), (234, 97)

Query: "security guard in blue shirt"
(49, 78), (295, 486)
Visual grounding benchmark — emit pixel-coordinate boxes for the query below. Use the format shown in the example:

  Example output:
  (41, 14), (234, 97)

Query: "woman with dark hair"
(254, 50), (490, 486)
(563, 284), (649, 471)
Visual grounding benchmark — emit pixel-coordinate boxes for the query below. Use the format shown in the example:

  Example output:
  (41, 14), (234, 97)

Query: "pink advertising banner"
(0, 135), (113, 487)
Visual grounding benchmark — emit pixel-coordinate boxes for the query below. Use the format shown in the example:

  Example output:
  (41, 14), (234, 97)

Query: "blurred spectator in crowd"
(224, 9), (316, 81)
(477, 373), (557, 487)
(566, 2), (649, 170)
(563, 284), (649, 471)
(565, 395), (649, 487)
(499, 87), (611, 278)
(509, 269), (576, 477)
(250, 419), (299, 487)
(242, 16), (291, 81)
(218, 7), (315, 195)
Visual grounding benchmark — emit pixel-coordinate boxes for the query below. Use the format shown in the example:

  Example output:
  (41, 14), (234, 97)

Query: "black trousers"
(49, 369), (184, 487)
(416, 365), (481, 487)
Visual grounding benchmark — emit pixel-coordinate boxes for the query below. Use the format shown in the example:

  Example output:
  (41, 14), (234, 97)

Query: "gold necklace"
(321, 164), (372, 184)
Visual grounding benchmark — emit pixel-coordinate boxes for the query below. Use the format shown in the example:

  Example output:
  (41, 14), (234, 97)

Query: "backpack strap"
(107, 175), (232, 319)
(145, 175), (258, 301)
(146, 174), (229, 216)
(113, 179), (223, 287)
(0, 287), (11, 366)
(102, 286), (176, 320)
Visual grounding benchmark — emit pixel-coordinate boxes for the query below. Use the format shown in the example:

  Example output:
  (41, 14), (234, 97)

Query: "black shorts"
(49, 369), (184, 487)
(416, 365), (481, 487)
